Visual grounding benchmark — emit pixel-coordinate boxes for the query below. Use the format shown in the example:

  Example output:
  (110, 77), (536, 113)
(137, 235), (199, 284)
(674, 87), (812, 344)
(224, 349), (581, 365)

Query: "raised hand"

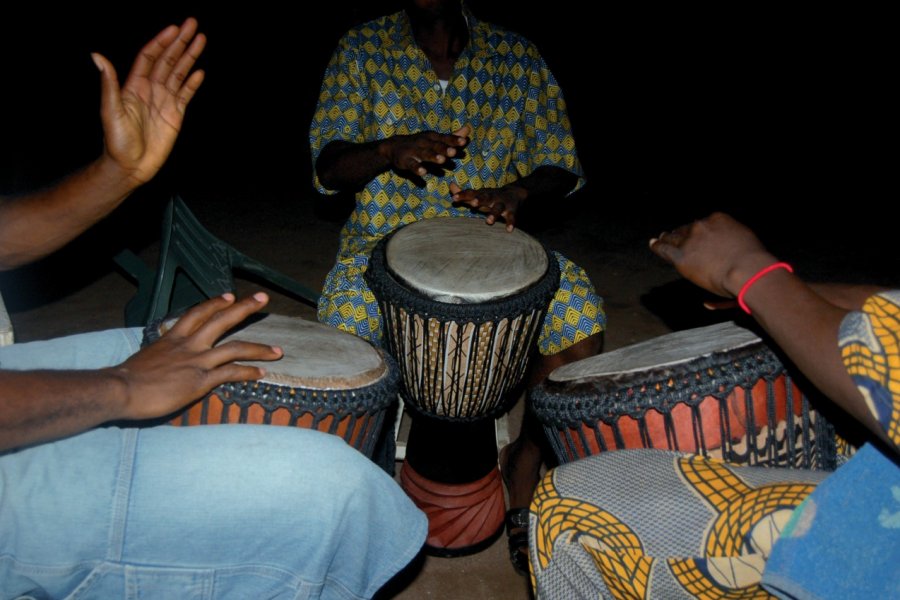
(93, 17), (206, 186)
(113, 293), (283, 421)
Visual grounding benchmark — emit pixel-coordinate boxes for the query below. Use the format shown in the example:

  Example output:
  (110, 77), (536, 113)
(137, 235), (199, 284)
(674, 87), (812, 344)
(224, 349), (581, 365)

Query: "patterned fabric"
(760, 291), (900, 598)
(839, 290), (900, 447)
(309, 7), (604, 355)
(529, 450), (825, 599)
(530, 290), (900, 599)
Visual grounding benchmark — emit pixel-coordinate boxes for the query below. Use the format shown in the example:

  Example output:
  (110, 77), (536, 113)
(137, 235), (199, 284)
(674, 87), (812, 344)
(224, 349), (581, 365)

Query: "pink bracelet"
(737, 262), (794, 315)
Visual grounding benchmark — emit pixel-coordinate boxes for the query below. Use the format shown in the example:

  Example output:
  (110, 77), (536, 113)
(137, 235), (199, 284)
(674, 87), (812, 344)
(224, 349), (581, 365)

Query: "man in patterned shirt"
(309, 0), (605, 573)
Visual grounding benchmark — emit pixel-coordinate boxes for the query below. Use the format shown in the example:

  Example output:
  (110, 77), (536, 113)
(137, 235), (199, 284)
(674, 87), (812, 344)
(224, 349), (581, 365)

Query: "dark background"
(0, 3), (894, 312)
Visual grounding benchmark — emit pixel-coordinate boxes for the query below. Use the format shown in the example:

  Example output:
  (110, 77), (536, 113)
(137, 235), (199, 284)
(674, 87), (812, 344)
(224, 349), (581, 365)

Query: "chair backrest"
(116, 196), (320, 326)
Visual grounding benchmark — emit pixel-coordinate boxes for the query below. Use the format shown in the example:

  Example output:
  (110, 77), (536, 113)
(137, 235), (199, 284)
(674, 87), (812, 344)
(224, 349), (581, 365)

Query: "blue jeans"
(0, 329), (426, 599)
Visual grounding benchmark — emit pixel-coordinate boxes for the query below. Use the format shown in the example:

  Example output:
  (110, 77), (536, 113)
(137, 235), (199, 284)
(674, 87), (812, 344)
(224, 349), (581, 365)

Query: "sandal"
(505, 507), (530, 576)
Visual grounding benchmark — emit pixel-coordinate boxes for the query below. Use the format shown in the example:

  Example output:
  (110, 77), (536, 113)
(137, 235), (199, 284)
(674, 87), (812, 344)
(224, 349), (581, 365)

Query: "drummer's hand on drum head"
(449, 182), (525, 232)
(649, 212), (777, 298)
(381, 125), (470, 177)
(112, 292), (283, 421)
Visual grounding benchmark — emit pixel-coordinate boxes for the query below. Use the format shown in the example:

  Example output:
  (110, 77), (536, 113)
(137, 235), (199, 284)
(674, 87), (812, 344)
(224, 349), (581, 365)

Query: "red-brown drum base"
(400, 462), (505, 556)
(400, 416), (506, 556)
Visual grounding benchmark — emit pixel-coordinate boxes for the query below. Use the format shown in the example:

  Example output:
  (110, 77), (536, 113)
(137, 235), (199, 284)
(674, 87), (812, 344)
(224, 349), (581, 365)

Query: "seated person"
(529, 213), (898, 599)
(309, 0), (605, 573)
(0, 19), (425, 599)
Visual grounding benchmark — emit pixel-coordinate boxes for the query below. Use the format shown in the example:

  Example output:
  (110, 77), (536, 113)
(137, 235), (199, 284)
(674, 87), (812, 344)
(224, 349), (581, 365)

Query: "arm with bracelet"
(649, 212), (890, 449)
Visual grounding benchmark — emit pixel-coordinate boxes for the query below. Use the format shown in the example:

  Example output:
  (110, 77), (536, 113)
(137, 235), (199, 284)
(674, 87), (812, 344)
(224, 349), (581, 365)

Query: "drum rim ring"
(364, 226), (561, 325)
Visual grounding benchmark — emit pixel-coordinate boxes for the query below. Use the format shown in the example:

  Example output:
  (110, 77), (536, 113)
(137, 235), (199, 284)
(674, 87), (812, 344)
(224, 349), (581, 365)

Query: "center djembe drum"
(365, 218), (559, 555)
(532, 321), (838, 471)
(144, 313), (398, 460)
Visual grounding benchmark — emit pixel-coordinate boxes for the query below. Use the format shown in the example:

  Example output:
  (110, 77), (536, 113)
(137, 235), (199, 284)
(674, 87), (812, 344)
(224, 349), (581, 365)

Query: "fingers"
(389, 130), (469, 174)
(501, 207), (517, 232)
(451, 124), (471, 149)
(149, 18), (200, 83)
(413, 133), (464, 163)
(176, 69), (206, 114)
(203, 340), (283, 367)
(648, 233), (682, 265)
(450, 185), (519, 231)
(123, 18), (205, 97)
(168, 292), (270, 345)
(203, 363), (272, 390)
(449, 184), (478, 206)
(163, 28), (206, 98)
(125, 23), (180, 84)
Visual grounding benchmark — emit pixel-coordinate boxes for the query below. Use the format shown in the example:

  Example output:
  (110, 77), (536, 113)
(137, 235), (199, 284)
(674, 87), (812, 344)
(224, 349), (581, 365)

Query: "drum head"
(211, 314), (387, 390)
(385, 218), (549, 304)
(550, 321), (761, 383)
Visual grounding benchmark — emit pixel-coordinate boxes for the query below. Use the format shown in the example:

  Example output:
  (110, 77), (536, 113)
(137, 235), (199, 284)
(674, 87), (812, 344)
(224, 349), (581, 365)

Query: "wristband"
(737, 262), (794, 315)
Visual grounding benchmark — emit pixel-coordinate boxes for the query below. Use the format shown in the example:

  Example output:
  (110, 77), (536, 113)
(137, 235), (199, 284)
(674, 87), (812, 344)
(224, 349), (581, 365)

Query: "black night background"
(0, 3), (895, 315)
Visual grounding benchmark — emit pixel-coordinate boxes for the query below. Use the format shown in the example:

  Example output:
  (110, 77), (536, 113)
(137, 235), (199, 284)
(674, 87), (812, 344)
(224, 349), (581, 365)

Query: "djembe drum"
(532, 321), (837, 470)
(144, 313), (398, 459)
(365, 218), (559, 555)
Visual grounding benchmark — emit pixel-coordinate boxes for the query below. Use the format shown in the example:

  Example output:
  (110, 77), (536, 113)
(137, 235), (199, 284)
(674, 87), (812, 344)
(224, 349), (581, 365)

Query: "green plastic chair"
(116, 196), (319, 326)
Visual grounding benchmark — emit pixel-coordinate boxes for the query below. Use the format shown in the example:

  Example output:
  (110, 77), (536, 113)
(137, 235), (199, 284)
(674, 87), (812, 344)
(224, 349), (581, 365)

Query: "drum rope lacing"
(532, 343), (838, 471)
(142, 320), (399, 457)
(366, 228), (560, 421)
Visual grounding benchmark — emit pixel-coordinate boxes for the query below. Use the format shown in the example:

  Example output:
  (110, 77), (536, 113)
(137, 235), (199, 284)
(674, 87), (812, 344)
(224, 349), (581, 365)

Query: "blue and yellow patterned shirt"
(839, 290), (900, 449)
(309, 7), (585, 261)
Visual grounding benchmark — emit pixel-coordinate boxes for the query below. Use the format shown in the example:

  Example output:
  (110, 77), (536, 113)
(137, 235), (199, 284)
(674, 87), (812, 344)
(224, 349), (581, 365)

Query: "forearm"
(725, 257), (886, 441)
(0, 368), (129, 451)
(807, 282), (887, 311)
(316, 139), (392, 191)
(0, 155), (137, 270)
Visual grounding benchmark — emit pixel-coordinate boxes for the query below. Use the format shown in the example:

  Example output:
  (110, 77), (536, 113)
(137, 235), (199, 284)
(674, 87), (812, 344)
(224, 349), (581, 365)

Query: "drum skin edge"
(532, 335), (838, 471)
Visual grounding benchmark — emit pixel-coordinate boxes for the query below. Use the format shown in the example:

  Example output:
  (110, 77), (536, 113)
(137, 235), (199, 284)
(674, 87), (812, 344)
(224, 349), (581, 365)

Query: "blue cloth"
(1, 329), (426, 599)
(761, 291), (900, 598)
(763, 443), (900, 599)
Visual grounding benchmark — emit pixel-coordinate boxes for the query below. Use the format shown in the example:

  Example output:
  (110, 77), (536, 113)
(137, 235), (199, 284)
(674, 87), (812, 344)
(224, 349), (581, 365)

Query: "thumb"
(449, 182), (462, 195)
(92, 53), (122, 126)
(703, 299), (738, 311)
(649, 237), (682, 265)
(452, 124), (471, 139)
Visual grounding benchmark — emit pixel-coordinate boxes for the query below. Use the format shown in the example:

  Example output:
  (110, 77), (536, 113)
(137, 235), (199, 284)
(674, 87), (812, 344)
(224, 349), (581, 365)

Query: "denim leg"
(1, 425), (426, 599)
(1, 329), (426, 598)
(0, 328), (143, 371)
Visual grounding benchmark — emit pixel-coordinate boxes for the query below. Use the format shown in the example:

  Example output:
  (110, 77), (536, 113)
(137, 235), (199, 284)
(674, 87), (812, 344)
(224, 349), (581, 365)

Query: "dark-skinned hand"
(112, 292), (282, 421)
(381, 125), (470, 177)
(449, 181), (527, 232)
(94, 17), (206, 186)
(648, 212), (776, 298)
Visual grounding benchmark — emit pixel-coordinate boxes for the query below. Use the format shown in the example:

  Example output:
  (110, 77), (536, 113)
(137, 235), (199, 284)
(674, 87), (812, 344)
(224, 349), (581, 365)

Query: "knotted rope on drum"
(142, 320), (399, 458)
(532, 343), (837, 471)
(366, 230), (560, 422)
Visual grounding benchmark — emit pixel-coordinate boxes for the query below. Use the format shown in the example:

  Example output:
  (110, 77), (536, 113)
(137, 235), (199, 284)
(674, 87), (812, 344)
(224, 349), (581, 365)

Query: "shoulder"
(839, 290), (900, 410)
(470, 18), (548, 78)
(334, 12), (404, 55)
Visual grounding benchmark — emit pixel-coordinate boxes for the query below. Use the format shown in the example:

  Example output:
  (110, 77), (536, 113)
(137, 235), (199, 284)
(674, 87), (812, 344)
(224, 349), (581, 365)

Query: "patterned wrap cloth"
(530, 291), (900, 599)
(309, 6), (605, 355)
